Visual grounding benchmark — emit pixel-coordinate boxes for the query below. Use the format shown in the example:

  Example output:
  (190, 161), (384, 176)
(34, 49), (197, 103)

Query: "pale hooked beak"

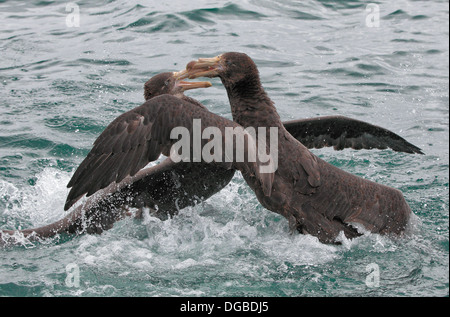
(185, 55), (223, 79)
(172, 70), (212, 91)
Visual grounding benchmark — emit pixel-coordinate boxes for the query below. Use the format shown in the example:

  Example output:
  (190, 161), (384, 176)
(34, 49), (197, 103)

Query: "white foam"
(0, 167), (372, 277)
(0, 167), (72, 228)
(125, 178), (343, 273)
(174, 258), (198, 270)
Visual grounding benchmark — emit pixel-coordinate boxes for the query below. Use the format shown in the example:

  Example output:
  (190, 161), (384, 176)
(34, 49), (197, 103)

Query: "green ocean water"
(0, 0), (448, 297)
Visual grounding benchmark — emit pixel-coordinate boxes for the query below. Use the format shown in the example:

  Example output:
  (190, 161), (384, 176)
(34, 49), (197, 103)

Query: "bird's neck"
(224, 78), (282, 129)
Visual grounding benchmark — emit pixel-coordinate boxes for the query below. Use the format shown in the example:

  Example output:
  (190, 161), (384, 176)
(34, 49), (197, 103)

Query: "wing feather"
(284, 115), (423, 154)
(65, 95), (273, 210)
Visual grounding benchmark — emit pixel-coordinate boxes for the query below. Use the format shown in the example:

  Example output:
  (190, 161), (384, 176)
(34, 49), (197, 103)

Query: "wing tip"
(64, 200), (73, 211)
(64, 192), (85, 211)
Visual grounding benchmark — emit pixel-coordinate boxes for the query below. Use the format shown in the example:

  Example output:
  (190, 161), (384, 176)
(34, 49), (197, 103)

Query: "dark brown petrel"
(186, 52), (417, 243)
(0, 72), (235, 246)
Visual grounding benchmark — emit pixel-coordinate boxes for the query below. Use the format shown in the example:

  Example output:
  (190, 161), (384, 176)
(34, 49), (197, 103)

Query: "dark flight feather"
(284, 115), (423, 154)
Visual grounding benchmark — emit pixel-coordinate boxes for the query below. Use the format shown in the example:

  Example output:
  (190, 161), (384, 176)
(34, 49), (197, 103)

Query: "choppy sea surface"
(0, 0), (448, 297)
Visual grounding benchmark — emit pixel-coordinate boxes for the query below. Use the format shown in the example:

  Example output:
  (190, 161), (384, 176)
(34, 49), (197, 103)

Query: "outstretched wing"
(65, 95), (273, 210)
(283, 115), (423, 154)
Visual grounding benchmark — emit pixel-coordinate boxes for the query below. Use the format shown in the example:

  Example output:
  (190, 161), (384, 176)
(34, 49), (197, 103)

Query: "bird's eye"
(164, 79), (170, 86)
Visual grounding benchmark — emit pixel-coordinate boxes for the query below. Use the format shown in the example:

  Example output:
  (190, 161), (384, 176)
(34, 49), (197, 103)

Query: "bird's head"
(144, 71), (212, 101)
